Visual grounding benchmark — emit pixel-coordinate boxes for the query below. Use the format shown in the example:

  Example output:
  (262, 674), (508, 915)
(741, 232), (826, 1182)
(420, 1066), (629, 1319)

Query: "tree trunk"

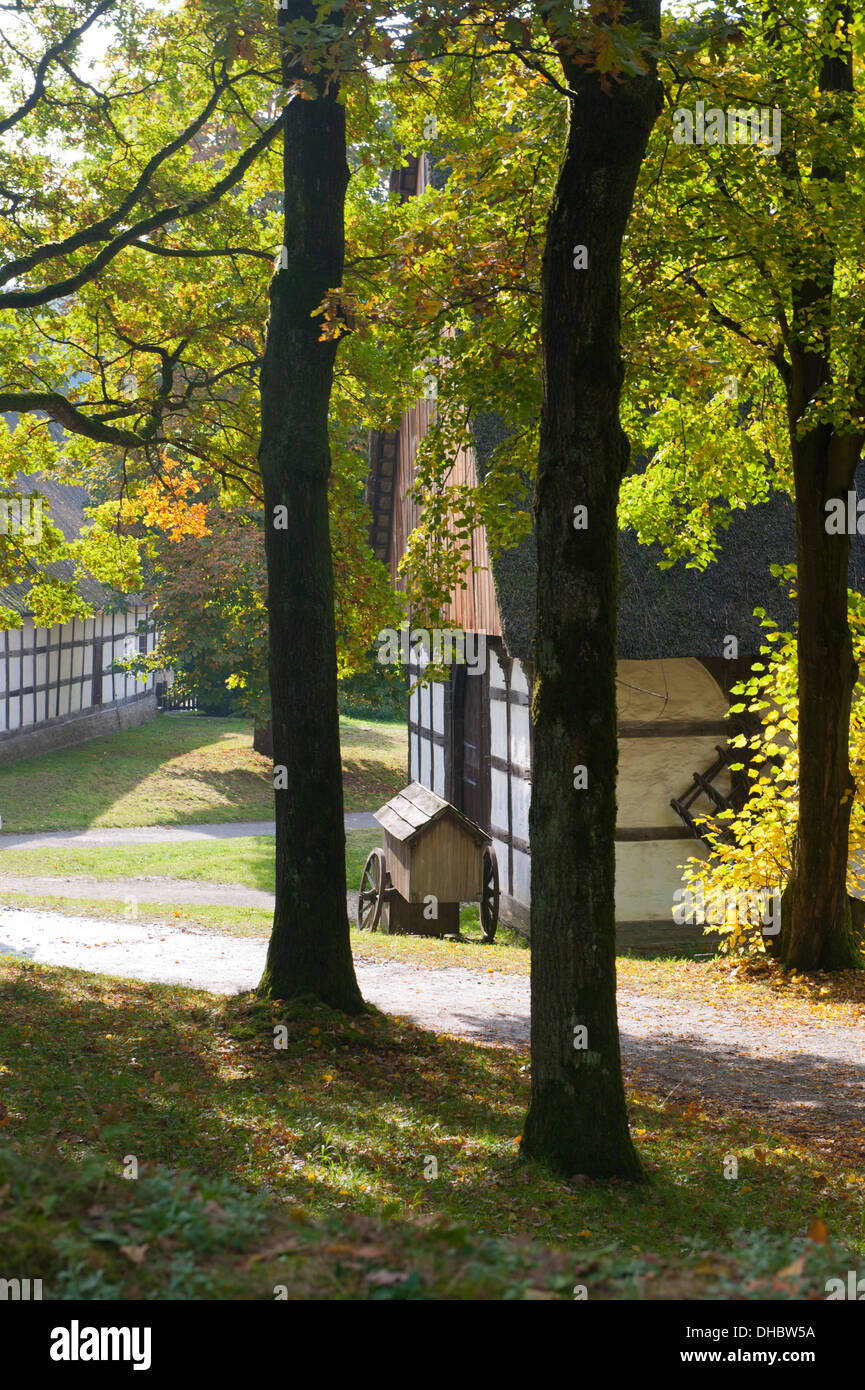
(256, 1), (363, 1012)
(775, 3), (863, 971)
(253, 719), (273, 759)
(521, 5), (661, 1178)
(779, 431), (863, 970)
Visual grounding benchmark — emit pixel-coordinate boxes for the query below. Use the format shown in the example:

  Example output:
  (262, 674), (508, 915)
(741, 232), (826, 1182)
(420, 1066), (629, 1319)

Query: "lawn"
(0, 713), (406, 831)
(0, 828), (380, 892)
(0, 822), (369, 889)
(0, 958), (860, 1299)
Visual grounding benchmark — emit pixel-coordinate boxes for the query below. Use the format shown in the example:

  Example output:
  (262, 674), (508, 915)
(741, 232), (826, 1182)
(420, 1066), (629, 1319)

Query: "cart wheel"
(480, 846), (500, 943)
(358, 848), (387, 931)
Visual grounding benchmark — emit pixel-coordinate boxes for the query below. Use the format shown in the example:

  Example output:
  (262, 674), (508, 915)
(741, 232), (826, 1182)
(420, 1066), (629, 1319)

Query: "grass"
(0, 958), (861, 1299)
(0, 713), (406, 831)
(0, 829), (381, 892)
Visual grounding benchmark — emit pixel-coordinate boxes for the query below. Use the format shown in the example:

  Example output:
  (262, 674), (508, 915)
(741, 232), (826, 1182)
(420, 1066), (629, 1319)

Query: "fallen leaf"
(241, 1241), (298, 1270)
(119, 1244), (148, 1265)
(807, 1218), (829, 1244)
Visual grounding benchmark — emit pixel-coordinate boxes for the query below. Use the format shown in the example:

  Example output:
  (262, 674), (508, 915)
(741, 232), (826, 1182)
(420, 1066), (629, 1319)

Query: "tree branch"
(0, 0), (115, 137)
(0, 111), (284, 308)
(0, 391), (150, 446)
(130, 240), (273, 263)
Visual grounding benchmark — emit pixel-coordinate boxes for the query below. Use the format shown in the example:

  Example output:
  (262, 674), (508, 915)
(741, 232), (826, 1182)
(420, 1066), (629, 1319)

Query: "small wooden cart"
(357, 781), (500, 941)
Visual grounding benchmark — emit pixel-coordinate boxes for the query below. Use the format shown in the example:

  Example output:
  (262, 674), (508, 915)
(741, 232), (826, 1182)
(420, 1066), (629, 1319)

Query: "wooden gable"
(374, 781), (489, 903)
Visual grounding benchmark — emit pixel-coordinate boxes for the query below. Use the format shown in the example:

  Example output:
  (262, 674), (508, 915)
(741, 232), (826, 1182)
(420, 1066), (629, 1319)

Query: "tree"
(340, 15), (664, 1171)
(679, 579), (865, 957)
(517, 0), (662, 1178)
(255, 0), (364, 1011)
(128, 457), (400, 735)
(771, 0), (862, 970)
(0, 0), (402, 1013)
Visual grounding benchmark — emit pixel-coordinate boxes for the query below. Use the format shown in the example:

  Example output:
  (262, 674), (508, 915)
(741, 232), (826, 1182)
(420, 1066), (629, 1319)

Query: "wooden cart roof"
(374, 781), (490, 845)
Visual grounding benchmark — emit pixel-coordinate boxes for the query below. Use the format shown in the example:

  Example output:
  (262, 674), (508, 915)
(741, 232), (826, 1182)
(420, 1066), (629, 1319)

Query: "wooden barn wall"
(392, 400), (502, 640)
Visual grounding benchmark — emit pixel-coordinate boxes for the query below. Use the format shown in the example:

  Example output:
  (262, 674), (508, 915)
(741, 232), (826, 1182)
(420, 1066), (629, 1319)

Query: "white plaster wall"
(511, 773), (531, 844)
(510, 702), (531, 770)
(489, 647), (507, 690)
(433, 741), (445, 797)
(432, 683), (445, 735)
(511, 660), (531, 697)
(492, 836), (510, 896)
(512, 847), (531, 904)
(615, 839), (709, 920)
(490, 766), (509, 834)
(490, 699), (507, 759)
(618, 736), (731, 828)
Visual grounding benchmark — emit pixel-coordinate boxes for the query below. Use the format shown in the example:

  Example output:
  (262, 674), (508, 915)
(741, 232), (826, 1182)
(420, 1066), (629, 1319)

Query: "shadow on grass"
(0, 956), (861, 1301)
(0, 715), (271, 833)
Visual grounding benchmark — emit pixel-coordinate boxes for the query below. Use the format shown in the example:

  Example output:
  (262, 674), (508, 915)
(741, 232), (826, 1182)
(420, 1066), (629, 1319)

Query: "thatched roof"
(0, 467), (118, 617)
(471, 412), (865, 664)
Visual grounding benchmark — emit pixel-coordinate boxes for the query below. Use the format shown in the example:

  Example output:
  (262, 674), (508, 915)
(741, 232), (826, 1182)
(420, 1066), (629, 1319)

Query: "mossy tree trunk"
(256, 0), (363, 1013)
(521, 3), (661, 1178)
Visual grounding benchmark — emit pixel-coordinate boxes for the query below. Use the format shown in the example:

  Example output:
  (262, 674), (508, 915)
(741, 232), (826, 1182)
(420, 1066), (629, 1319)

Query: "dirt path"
(1, 902), (863, 1150)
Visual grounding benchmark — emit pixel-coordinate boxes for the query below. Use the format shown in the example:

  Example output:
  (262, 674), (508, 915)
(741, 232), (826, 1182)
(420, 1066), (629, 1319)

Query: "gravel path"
(0, 813), (377, 851)
(0, 873), (277, 908)
(1, 902), (863, 1145)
